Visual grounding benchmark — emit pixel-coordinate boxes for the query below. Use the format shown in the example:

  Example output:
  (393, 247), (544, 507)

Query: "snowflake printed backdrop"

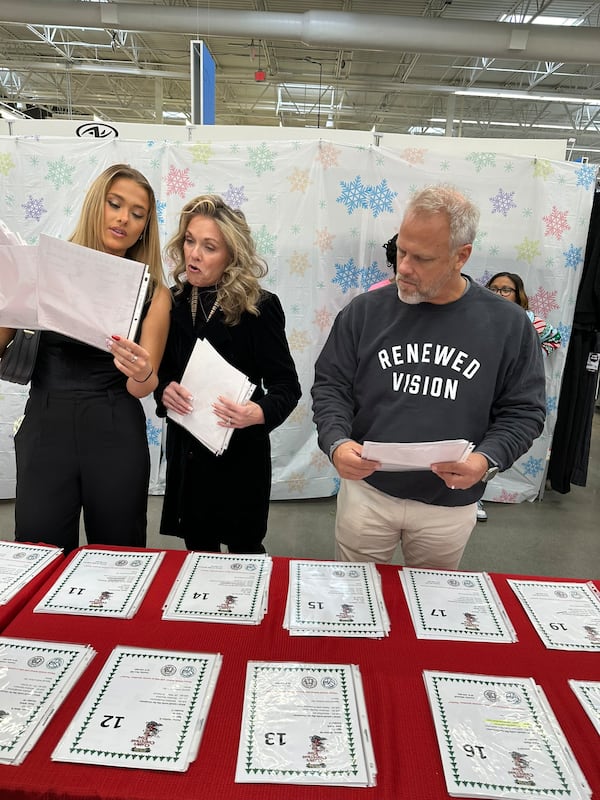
(0, 136), (595, 504)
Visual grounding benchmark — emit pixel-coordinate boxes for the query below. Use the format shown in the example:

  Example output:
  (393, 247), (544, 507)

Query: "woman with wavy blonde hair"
(157, 195), (301, 553)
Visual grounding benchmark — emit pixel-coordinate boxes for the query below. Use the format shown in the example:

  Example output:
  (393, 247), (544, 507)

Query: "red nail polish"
(111, 335), (121, 341)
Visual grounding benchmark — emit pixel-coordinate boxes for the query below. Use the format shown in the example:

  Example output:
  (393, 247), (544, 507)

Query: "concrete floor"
(1, 417), (599, 580)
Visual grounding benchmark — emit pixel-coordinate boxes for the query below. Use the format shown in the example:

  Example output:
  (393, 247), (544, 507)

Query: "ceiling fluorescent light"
(455, 90), (600, 105)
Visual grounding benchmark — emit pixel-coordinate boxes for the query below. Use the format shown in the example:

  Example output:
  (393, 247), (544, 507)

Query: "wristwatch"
(481, 461), (500, 483)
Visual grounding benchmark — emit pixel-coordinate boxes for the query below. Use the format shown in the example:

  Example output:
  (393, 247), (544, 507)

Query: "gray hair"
(405, 185), (480, 251)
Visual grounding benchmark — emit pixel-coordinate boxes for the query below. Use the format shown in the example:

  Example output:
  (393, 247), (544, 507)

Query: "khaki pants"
(335, 478), (477, 570)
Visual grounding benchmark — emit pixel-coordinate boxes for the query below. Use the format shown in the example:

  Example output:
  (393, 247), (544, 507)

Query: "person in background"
(486, 271), (561, 356)
(475, 271), (561, 522)
(312, 185), (546, 570)
(156, 195), (301, 554)
(0, 163), (171, 554)
(369, 233), (398, 291)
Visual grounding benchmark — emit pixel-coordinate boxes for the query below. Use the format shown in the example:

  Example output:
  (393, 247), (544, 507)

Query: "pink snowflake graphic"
(310, 449), (329, 470)
(313, 307), (333, 332)
(316, 143), (341, 169)
(494, 489), (519, 503)
(542, 206), (570, 240)
(529, 286), (559, 318)
(165, 166), (193, 198)
(401, 147), (426, 165)
(315, 228), (335, 252)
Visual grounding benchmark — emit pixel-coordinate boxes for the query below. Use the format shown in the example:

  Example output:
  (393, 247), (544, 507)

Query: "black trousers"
(14, 388), (150, 554)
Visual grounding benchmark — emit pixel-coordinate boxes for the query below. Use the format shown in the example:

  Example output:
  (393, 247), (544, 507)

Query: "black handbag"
(0, 329), (40, 384)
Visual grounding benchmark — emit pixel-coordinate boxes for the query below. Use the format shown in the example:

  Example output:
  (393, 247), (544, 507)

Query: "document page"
(361, 439), (474, 471)
(0, 541), (62, 605)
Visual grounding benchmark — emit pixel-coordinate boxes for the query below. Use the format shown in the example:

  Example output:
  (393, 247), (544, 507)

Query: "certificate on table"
(0, 541), (62, 605)
(399, 567), (516, 642)
(235, 661), (376, 787)
(507, 579), (600, 651)
(284, 560), (390, 637)
(424, 670), (590, 800)
(52, 646), (222, 771)
(361, 438), (474, 471)
(162, 552), (272, 624)
(34, 549), (164, 618)
(569, 680), (600, 737)
(0, 637), (95, 765)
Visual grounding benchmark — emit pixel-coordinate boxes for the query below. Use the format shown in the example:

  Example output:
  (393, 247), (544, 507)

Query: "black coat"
(155, 285), (301, 545)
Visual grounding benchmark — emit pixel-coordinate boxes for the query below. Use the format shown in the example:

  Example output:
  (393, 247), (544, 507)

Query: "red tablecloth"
(0, 546), (598, 800)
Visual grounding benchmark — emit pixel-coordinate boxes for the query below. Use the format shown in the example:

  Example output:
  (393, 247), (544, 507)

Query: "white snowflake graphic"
(288, 251), (311, 277)
(288, 329), (312, 351)
(575, 163), (596, 190)
(288, 167), (310, 193)
(316, 143), (341, 169)
(332, 257), (360, 293)
(46, 156), (76, 190)
(489, 188), (516, 217)
(0, 153), (15, 176)
(543, 206), (570, 240)
(22, 195), (47, 222)
(222, 184), (248, 209)
(165, 166), (193, 198)
(313, 306), (333, 332)
(245, 142), (275, 177)
(529, 287), (559, 318)
(522, 456), (544, 478)
(515, 237), (541, 264)
(400, 147), (426, 165)
(563, 244), (583, 271)
(315, 228), (335, 252)
(146, 419), (162, 447)
(336, 176), (369, 214)
(191, 142), (212, 164)
(361, 262), (388, 290)
(253, 225), (277, 256)
(367, 179), (398, 218)
(467, 152), (496, 172)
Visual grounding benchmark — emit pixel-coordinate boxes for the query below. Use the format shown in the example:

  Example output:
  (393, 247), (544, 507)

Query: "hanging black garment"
(548, 190), (600, 493)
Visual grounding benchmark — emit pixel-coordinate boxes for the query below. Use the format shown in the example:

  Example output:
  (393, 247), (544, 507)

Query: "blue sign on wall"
(191, 40), (216, 125)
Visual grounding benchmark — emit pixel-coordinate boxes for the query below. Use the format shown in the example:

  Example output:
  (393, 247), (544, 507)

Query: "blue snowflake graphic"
(332, 257), (360, 293)
(331, 476), (341, 496)
(522, 456), (544, 478)
(546, 395), (557, 414)
(336, 176), (369, 214)
(22, 195), (47, 222)
(367, 179), (398, 218)
(360, 262), (388, 290)
(146, 418), (162, 447)
(222, 183), (248, 209)
(489, 188), (516, 217)
(557, 322), (571, 346)
(575, 163), (596, 190)
(156, 200), (167, 225)
(562, 244), (583, 271)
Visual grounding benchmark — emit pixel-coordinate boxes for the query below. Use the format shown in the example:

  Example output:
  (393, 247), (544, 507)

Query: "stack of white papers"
(284, 560), (390, 637)
(399, 567), (516, 642)
(361, 438), (474, 471)
(508, 579), (600, 651)
(569, 680), (600, 736)
(52, 645), (222, 772)
(0, 235), (149, 350)
(33, 548), (164, 619)
(235, 661), (376, 787)
(0, 541), (62, 605)
(0, 636), (95, 765)
(162, 552), (272, 624)
(167, 338), (255, 455)
(425, 670), (591, 800)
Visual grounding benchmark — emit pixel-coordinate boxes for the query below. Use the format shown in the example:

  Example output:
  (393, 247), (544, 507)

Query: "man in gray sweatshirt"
(311, 185), (545, 569)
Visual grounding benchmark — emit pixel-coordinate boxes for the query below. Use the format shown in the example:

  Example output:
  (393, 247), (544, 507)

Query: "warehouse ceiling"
(0, 1), (600, 162)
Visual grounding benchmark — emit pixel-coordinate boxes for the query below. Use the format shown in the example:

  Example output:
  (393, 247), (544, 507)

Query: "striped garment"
(527, 310), (561, 356)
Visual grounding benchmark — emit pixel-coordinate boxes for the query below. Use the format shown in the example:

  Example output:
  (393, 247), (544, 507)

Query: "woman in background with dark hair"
(156, 195), (301, 554)
(486, 271), (561, 356)
(369, 233), (398, 291)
